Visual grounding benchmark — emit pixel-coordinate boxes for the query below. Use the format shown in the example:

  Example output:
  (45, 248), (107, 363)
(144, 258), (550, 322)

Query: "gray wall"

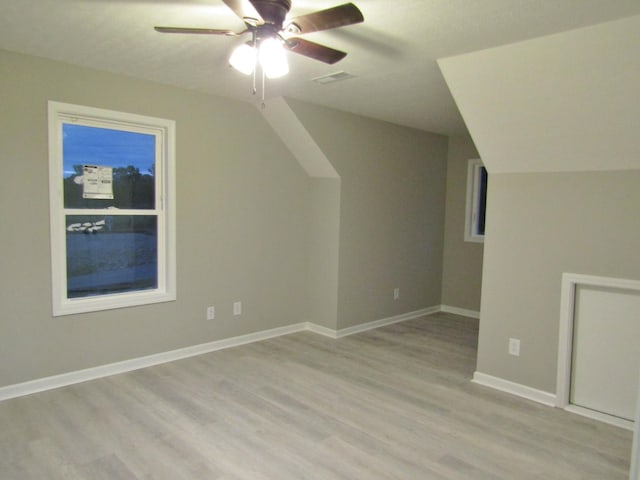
(477, 170), (640, 392)
(439, 15), (640, 398)
(307, 178), (341, 330)
(441, 134), (483, 312)
(285, 100), (448, 329)
(0, 49), (452, 387)
(0, 50), (311, 386)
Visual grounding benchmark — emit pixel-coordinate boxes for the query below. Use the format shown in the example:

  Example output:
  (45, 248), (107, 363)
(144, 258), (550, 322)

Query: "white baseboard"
(0, 306), (440, 401)
(564, 405), (634, 431)
(333, 306), (441, 338)
(472, 371), (557, 407)
(304, 322), (339, 339)
(0, 323), (308, 402)
(440, 304), (480, 319)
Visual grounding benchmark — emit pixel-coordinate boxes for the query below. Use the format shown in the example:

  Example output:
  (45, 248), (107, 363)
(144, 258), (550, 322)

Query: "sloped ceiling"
(439, 15), (640, 173)
(1, 1), (640, 136)
(259, 98), (338, 178)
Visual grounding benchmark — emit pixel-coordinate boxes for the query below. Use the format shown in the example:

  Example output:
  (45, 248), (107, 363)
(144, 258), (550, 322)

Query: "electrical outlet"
(233, 301), (242, 316)
(508, 338), (520, 356)
(393, 287), (400, 300)
(206, 306), (215, 320)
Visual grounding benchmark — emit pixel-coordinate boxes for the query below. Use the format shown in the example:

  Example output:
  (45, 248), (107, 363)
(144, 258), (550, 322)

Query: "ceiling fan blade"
(285, 3), (363, 35)
(154, 26), (242, 36)
(284, 37), (347, 64)
(221, 0), (263, 25)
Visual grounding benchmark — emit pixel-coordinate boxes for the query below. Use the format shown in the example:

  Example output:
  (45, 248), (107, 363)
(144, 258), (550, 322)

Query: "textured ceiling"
(1, 0), (640, 135)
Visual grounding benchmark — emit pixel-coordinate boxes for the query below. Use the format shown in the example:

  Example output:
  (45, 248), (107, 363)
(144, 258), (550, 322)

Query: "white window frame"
(464, 158), (487, 243)
(48, 101), (176, 316)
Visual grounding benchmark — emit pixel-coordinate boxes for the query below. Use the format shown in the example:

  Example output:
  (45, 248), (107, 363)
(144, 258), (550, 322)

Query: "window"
(464, 158), (488, 243)
(48, 102), (175, 316)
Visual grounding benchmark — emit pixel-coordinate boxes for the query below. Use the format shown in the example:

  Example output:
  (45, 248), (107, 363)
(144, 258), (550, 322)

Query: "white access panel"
(570, 285), (640, 421)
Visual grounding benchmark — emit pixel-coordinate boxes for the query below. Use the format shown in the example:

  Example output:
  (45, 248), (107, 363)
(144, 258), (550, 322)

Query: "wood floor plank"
(0, 313), (632, 479)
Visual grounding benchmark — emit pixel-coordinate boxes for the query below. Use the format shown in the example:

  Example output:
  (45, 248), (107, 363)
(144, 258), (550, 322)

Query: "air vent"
(312, 71), (355, 85)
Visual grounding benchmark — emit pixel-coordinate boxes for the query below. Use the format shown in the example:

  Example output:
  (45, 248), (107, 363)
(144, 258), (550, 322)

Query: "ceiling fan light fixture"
(229, 43), (256, 75)
(259, 37), (289, 79)
(156, 1), (364, 92)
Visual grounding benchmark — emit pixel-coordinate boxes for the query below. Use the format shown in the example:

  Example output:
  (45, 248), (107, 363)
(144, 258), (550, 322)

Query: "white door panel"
(571, 285), (640, 421)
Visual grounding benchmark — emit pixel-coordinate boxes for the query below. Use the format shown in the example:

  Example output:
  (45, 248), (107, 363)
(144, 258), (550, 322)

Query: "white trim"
(464, 158), (486, 243)
(305, 306), (441, 339)
(333, 306), (441, 338)
(440, 305), (480, 319)
(557, 273), (640, 420)
(472, 371), (557, 407)
(305, 322), (339, 339)
(556, 274), (578, 408)
(0, 306), (440, 401)
(48, 101), (176, 316)
(0, 323), (307, 402)
(564, 405), (633, 431)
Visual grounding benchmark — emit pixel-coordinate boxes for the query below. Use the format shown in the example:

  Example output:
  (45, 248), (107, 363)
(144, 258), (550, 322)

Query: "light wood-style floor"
(0, 313), (632, 479)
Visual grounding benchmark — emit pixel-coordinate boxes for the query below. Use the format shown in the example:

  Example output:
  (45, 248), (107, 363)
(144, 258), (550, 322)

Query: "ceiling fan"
(155, 0), (364, 79)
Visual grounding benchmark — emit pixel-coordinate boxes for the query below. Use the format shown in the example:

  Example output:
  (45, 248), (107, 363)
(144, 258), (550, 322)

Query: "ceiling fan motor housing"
(251, 0), (292, 29)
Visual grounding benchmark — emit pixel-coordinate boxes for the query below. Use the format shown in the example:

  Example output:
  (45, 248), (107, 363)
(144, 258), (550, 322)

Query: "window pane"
(478, 166), (488, 235)
(63, 124), (156, 209)
(66, 215), (158, 298)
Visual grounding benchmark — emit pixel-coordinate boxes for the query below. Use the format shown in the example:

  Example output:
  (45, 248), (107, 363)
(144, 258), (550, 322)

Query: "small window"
(464, 158), (488, 243)
(48, 102), (176, 316)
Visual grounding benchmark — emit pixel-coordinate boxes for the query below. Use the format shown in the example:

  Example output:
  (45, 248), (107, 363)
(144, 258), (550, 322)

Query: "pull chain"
(261, 69), (266, 109)
(252, 67), (257, 95)
(251, 30), (257, 95)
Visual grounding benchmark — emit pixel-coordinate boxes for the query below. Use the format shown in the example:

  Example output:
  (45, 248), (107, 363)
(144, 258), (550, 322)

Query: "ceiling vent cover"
(312, 71), (355, 85)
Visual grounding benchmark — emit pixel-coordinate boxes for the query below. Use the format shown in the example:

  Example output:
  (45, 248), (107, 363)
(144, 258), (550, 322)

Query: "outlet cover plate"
(508, 338), (520, 356)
